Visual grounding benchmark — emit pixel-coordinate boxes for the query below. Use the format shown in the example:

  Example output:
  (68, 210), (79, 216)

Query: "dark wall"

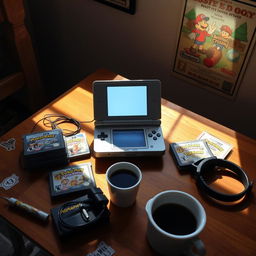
(26, 0), (256, 138)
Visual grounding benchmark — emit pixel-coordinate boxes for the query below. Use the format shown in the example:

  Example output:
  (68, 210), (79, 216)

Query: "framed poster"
(95, 0), (136, 14)
(173, 0), (256, 98)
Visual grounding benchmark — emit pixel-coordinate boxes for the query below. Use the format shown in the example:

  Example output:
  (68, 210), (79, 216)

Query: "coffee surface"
(152, 203), (197, 235)
(109, 169), (138, 188)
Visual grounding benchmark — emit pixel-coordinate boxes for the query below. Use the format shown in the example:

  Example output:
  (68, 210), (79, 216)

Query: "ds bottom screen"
(112, 129), (146, 148)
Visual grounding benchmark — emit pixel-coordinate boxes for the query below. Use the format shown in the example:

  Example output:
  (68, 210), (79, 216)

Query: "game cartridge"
(65, 133), (90, 160)
(170, 140), (214, 170)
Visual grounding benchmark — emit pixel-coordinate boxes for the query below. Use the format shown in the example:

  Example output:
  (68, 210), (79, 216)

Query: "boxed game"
(23, 129), (68, 169)
(170, 140), (214, 170)
(49, 163), (96, 198)
(23, 129), (66, 157)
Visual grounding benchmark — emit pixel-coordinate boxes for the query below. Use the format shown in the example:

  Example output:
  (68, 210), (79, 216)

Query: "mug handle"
(186, 238), (206, 256)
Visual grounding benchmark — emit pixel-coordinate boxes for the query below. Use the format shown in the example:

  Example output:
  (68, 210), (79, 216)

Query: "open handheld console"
(93, 79), (166, 157)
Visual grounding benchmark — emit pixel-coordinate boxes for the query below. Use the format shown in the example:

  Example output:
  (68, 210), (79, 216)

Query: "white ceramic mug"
(145, 190), (206, 256)
(106, 162), (142, 207)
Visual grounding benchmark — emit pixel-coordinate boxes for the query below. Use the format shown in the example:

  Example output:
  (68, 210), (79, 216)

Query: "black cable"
(31, 114), (94, 137)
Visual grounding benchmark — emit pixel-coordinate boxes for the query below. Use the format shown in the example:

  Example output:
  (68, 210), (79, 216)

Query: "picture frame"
(95, 0), (136, 14)
(172, 0), (256, 99)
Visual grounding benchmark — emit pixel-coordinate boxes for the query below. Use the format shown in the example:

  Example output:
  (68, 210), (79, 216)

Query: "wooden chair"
(0, 0), (44, 112)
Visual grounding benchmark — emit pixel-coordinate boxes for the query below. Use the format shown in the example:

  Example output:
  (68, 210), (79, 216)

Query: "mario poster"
(173, 0), (256, 98)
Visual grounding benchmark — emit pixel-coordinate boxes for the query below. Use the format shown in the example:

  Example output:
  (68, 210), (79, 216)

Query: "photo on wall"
(94, 0), (136, 14)
(172, 0), (256, 99)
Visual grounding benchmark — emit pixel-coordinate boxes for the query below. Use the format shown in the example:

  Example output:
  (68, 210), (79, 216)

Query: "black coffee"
(109, 169), (138, 188)
(152, 203), (197, 235)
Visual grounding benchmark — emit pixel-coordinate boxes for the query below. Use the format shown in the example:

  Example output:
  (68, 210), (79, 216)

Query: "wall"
(27, 0), (256, 139)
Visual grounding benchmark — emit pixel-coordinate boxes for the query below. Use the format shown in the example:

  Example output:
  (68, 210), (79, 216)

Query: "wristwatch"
(193, 157), (253, 202)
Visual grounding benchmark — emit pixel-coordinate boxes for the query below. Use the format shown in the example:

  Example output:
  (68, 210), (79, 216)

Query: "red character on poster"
(190, 14), (216, 54)
(204, 25), (233, 68)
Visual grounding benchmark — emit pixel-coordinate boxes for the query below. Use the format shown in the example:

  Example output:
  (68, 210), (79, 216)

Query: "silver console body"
(93, 80), (166, 157)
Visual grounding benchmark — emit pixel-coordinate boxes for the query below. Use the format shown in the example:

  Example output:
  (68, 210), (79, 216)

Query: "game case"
(23, 129), (68, 169)
(49, 163), (96, 198)
(64, 133), (90, 160)
(197, 131), (233, 159)
(23, 129), (66, 157)
(170, 140), (214, 170)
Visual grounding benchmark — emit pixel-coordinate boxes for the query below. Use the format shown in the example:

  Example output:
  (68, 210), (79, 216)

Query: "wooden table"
(0, 69), (255, 256)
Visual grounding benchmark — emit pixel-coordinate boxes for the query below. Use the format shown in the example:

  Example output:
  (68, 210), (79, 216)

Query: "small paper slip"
(86, 241), (115, 256)
(197, 131), (233, 159)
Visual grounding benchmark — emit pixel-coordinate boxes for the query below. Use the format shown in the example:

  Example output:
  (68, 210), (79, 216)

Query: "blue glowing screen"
(113, 129), (146, 147)
(107, 86), (147, 116)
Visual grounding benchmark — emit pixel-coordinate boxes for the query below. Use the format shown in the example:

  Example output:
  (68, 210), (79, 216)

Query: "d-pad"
(97, 132), (108, 140)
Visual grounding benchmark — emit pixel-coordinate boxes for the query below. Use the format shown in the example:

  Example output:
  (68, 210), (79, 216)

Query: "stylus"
(0, 196), (49, 222)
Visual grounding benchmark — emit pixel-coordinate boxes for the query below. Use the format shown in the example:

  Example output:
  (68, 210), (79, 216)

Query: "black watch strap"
(194, 157), (253, 202)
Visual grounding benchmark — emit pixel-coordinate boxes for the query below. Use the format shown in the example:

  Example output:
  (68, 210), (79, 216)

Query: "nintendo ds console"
(93, 79), (166, 157)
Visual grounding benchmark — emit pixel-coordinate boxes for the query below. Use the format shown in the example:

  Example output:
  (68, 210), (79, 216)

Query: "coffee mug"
(145, 190), (206, 256)
(106, 162), (142, 207)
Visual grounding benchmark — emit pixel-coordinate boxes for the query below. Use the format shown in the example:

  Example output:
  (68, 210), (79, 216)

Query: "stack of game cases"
(23, 129), (68, 169)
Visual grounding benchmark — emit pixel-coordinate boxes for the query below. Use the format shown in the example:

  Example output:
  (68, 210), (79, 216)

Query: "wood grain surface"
(0, 69), (255, 256)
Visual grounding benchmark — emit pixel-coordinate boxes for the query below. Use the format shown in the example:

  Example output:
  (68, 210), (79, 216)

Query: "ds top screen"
(107, 86), (147, 117)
